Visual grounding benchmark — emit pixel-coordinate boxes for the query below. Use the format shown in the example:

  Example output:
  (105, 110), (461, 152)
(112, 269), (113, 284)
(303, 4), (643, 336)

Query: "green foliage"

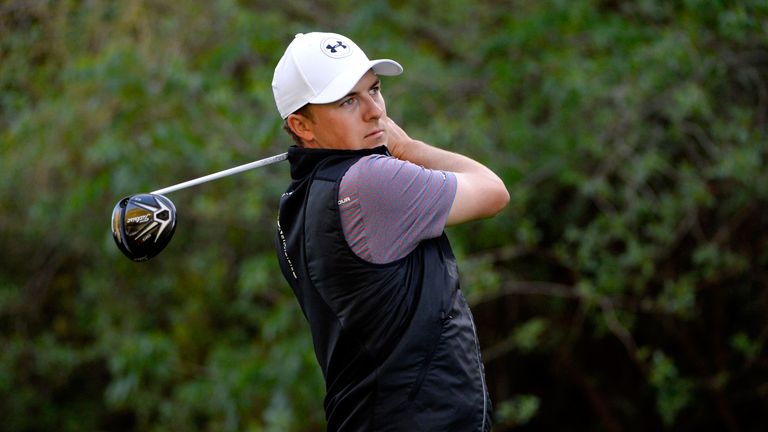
(647, 350), (693, 426)
(1, 0), (767, 431)
(494, 394), (541, 428)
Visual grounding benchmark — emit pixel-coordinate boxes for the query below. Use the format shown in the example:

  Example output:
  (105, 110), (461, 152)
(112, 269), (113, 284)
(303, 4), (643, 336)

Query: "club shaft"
(151, 152), (288, 195)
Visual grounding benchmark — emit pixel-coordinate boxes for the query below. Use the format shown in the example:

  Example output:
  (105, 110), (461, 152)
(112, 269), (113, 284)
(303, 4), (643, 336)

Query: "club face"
(111, 193), (177, 261)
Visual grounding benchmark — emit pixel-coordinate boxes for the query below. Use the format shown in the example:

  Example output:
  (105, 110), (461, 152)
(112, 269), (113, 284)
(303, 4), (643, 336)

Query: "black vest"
(275, 145), (491, 431)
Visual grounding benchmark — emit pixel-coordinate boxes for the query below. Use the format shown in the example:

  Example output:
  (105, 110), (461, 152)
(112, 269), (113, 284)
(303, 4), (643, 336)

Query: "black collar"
(287, 145), (390, 180)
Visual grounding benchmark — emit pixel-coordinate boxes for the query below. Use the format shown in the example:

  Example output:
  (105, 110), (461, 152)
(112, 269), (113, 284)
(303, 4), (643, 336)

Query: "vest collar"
(287, 145), (390, 180)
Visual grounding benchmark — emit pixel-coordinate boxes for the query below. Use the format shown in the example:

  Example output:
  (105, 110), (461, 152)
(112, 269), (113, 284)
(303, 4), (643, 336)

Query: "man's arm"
(384, 117), (510, 226)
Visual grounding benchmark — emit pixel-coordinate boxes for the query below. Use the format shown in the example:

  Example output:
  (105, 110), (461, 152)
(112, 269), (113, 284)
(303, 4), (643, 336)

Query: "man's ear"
(286, 113), (315, 142)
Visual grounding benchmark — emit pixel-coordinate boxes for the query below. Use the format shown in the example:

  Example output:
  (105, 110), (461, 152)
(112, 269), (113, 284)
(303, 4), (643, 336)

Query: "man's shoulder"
(350, 153), (397, 168)
(346, 153), (417, 181)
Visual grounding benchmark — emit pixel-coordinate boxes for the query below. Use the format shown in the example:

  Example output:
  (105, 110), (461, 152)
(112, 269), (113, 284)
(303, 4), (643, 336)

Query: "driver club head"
(111, 193), (177, 261)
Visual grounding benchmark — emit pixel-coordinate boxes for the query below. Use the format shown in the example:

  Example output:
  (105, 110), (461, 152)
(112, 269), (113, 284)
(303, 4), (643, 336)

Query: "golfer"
(272, 32), (509, 431)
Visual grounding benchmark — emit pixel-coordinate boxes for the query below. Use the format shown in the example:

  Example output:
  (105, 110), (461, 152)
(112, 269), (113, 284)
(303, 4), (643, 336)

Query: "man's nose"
(362, 95), (383, 120)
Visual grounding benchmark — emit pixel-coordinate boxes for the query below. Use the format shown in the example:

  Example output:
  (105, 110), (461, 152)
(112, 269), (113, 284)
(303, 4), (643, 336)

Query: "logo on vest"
(321, 38), (353, 58)
(338, 196), (351, 205)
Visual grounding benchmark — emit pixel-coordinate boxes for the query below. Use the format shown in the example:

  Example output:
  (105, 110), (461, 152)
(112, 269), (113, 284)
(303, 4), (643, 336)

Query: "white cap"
(272, 32), (403, 119)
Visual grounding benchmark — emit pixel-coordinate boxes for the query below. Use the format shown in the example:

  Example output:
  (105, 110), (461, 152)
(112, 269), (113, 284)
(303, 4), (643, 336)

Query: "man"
(272, 32), (509, 431)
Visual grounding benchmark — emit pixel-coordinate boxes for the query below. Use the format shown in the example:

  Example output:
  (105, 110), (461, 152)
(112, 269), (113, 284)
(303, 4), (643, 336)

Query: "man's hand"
(383, 116), (510, 226)
(382, 116), (412, 159)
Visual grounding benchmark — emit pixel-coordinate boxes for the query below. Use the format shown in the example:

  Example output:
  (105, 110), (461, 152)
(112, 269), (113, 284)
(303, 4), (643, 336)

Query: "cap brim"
(309, 59), (403, 105)
(371, 59), (403, 76)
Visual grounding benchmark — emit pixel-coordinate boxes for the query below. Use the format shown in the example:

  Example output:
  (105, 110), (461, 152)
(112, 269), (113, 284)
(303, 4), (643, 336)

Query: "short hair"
(282, 104), (314, 147)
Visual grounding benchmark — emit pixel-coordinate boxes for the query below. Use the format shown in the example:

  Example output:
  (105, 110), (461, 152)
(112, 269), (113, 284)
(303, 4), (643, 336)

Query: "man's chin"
(365, 132), (387, 147)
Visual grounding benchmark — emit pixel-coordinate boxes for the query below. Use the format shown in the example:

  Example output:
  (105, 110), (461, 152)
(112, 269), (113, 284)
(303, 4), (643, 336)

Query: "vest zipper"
(467, 307), (488, 431)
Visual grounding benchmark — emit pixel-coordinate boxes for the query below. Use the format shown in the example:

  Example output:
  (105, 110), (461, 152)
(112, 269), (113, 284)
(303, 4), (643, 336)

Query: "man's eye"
(370, 86), (380, 95)
(341, 98), (355, 106)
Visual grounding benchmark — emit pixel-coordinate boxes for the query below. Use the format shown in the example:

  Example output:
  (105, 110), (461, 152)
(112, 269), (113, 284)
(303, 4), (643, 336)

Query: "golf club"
(111, 152), (288, 262)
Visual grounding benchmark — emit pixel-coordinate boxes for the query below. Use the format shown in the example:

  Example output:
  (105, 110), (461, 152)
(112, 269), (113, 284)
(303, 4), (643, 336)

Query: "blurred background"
(1, 0), (767, 430)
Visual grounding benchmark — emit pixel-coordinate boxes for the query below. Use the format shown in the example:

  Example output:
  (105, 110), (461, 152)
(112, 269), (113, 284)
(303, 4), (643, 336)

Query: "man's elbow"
(488, 180), (510, 217)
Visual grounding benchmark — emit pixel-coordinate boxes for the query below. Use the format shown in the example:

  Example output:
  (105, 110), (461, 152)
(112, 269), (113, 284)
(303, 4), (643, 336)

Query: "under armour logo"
(325, 40), (347, 53)
(321, 37), (353, 58)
